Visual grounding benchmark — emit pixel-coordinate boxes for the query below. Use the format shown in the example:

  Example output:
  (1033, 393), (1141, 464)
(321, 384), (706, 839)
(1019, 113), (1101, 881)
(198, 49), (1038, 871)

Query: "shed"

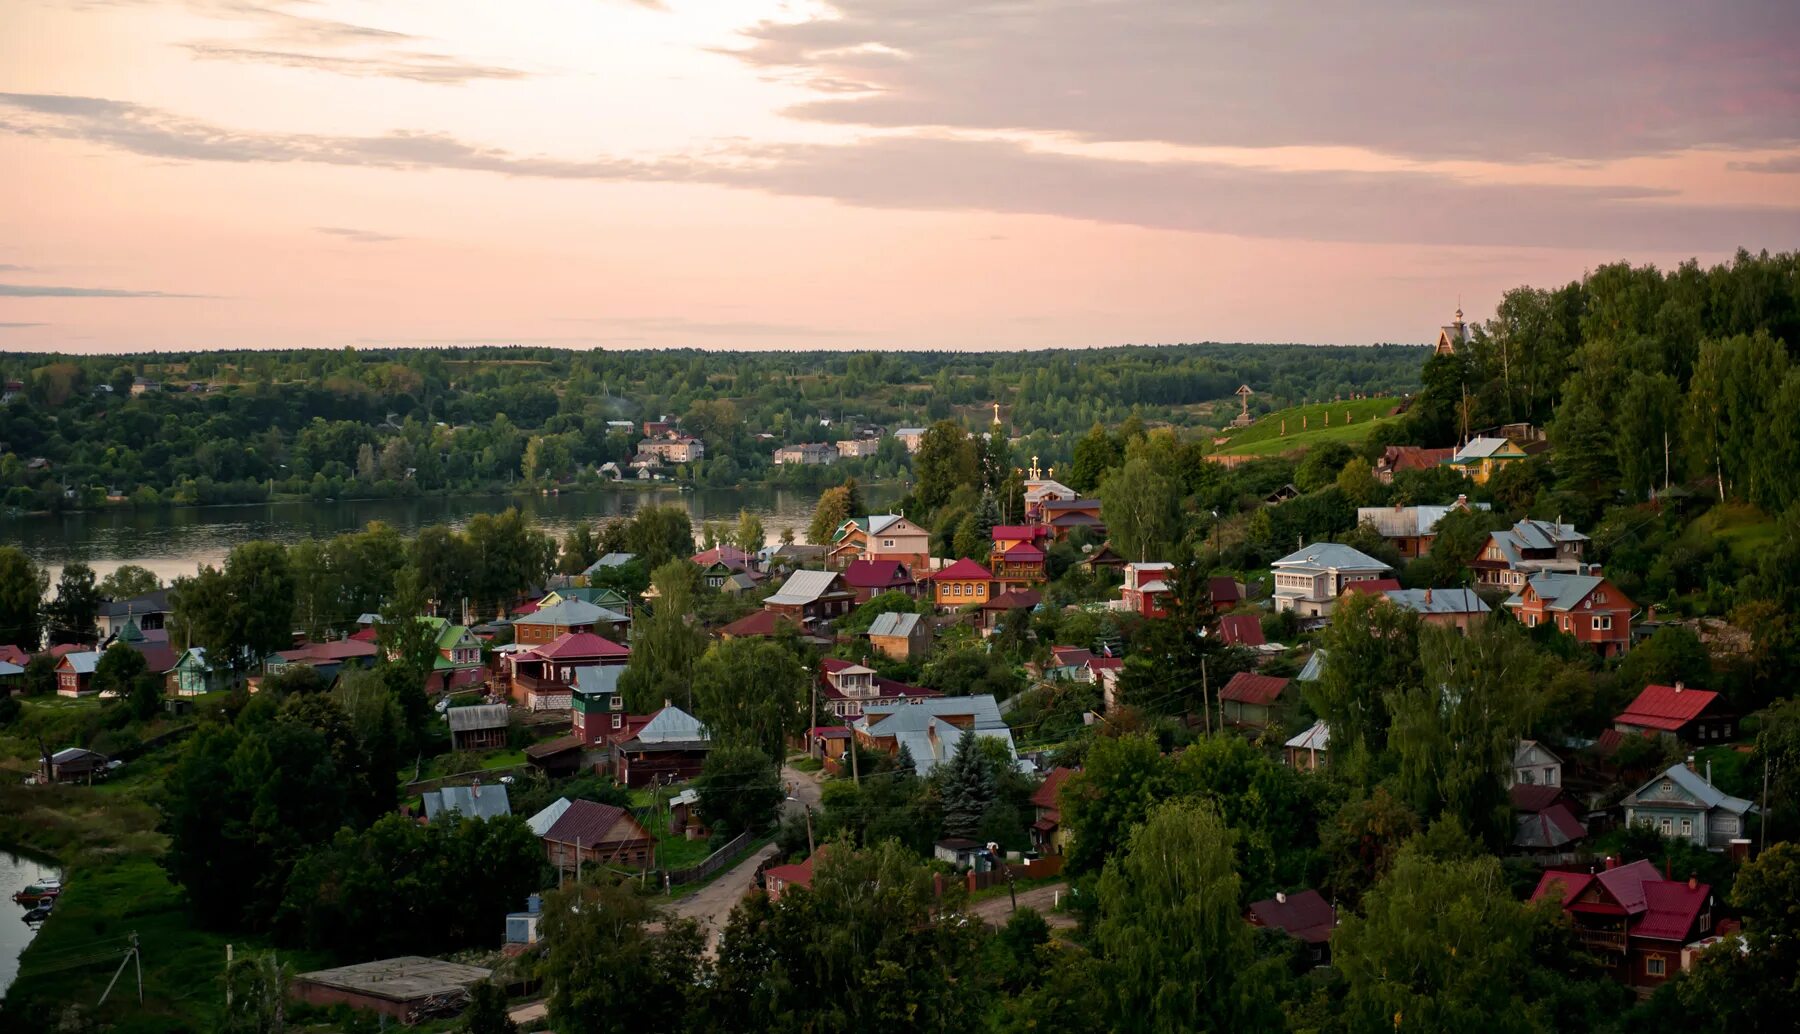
(447, 703), (510, 751)
(291, 957), (492, 1023)
(43, 746), (109, 784)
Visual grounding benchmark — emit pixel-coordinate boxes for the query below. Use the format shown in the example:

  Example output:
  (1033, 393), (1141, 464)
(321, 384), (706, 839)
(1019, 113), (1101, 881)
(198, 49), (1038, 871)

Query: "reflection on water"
(0, 849), (61, 1000)
(3, 485), (897, 585)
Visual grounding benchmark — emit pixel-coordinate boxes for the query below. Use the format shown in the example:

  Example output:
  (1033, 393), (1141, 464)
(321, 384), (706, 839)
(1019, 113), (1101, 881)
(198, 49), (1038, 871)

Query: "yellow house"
(1447, 437), (1527, 484)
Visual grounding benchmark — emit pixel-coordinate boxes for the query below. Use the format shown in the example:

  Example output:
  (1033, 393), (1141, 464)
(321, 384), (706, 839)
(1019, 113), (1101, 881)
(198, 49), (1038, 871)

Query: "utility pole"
(1201, 657), (1211, 736)
(849, 733), (861, 786)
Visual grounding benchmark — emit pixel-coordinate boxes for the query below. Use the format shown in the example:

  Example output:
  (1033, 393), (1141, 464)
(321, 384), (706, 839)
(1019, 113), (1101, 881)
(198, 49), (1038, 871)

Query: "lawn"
(1684, 502), (1779, 564)
(1217, 397), (1401, 458)
(655, 829), (715, 872)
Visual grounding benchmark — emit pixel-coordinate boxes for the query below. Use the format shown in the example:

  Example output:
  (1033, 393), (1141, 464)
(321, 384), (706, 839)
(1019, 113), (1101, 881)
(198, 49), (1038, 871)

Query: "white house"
(1270, 543), (1393, 618)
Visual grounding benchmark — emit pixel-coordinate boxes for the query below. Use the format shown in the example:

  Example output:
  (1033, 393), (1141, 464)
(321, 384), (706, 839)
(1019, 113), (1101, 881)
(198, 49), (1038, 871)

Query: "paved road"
(968, 881), (1075, 929)
(664, 763), (822, 954)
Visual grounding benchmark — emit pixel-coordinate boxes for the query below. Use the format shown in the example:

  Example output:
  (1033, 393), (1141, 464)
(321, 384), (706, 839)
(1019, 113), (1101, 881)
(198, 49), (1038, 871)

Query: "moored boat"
(12, 878), (62, 905)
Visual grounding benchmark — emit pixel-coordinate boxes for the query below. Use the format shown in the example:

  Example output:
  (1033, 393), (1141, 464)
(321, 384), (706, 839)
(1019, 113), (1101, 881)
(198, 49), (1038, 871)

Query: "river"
(0, 849), (61, 1001)
(1, 485), (899, 586)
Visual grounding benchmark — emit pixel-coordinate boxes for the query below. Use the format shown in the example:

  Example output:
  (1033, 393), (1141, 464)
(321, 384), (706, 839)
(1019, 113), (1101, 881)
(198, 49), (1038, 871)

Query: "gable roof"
(422, 783), (512, 821)
(930, 558), (995, 581)
(867, 611), (924, 638)
(1356, 500), (1491, 538)
(1513, 572), (1606, 612)
(993, 541), (1045, 560)
(1245, 889), (1335, 944)
(541, 799), (648, 846)
(991, 525), (1046, 542)
(855, 695), (1014, 775)
(1624, 763), (1756, 816)
(842, 559), (915, 589)
(982, 588), (1042, 611)
(59, 650), (100, 675)
(631, 705), (710, 745)
(1341, 578), (1404, 597)
(766, 569), (849, 606)
(1272, 543), (1392, 573)
(1219, 672), (1290, 706)
(1636, 880), (1712, 942)
(583, 552), (636, 574)
(1284, 719), (1330, 751)
(572, 665), (625, 697)
(1451, 437), (1521, 462)
(1296, 650), (1327, 682)
(1616, 683), (1720, 731)
(447, 703), (509, 732)
(1382, 587), (1490, 615)
(533, 631), (631, 661)
(1207, 577), (1243, 604)
(690, 545), (753, 570)
(516, 598), (628, 628)
(526, 797), (572, 836)
(1030, 767), (1075, 811)
(818, 657), (938, 703)
(98, 588), (172, 619)
(1218, 613), (1265, 647)
(718, 610), (802, 638)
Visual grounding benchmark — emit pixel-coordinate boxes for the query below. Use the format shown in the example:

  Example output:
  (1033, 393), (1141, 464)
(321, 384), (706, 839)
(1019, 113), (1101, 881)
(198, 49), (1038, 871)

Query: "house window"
(1593, 616), (1612, 631)
(1520, 769), (1535, 784)
(1680, 818), (1693, 837)
(1718, 816), (1737, 833)
(882, 539), (894, 547)
(1594, 591), (1606, 604)
(1545, 767), (1557, 785)
(1645, 956), (1666, 978)
(1659, 818), (1672, 836)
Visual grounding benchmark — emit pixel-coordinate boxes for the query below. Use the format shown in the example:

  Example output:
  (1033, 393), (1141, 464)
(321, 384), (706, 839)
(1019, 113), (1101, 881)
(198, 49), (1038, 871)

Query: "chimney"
(472, 778), (481, 798)
(1686, 754), (1696, 772)
(1605, 856), (1618, 871)
(927, 719), (941, 758)
(1707, 760), (1713, 786)
(1424, 588), (1433, 606)
(1687, 874), (1698, 891)
(1673, 681), (1684, 692)
(1276, 891), (1287, 904)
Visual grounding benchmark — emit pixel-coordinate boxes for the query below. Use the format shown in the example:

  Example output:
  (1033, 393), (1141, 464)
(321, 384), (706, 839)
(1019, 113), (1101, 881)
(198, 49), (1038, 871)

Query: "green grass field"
(1685, 502), (1779, 564)
(1215, 396), (1402, 457)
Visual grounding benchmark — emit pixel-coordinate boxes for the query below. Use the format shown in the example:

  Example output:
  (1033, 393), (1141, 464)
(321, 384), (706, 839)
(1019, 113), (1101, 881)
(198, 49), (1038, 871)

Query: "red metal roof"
(1637, 880), (1711, 941)
(982, 589), (1042, 611)
(930, 558), (994, 581)
(1207, 577), (1243, 604)
(817, 657), (938, 701)
(1219, 671), (1290, 705)
(541, 799), (648, 846)
(1218, 613), (1265, 647)
(717, 610), (801, 638)
(1615, 683), (1720, 731)
(1030, 767), (1075, 811)
(0, 644), (32, 665)
(1342, 578), (1404, 596)
(993, 541), (1045, 560)
(841, 559), (915, 589)
(533, 632), (630, 661)
(1245, 889), (1335, 944)
(991, 525), (1047, 541)
(1509, 784), (1565, 813)
(691, 545), (753, 569)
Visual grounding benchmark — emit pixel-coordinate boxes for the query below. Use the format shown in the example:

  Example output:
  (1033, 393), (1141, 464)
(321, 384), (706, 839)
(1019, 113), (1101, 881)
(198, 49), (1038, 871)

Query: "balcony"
(512, 672), (571, 694)
(993, 561), (1046, 581)
(1574, 928), (1629, 954)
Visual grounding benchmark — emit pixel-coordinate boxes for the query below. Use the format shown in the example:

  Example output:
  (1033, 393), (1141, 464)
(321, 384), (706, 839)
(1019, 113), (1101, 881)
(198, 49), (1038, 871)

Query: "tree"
(1336, 456), (1383, 506)
(939, 730), (996, 839)
(462, 980), (519, 1034)
(44, 562), (101, 645)
(0, 546), (47, 649)
(690, 637), (803, 762)
(807, 485), (853, 545)
(172, 541), (296, 674)
(1304, 592), (1423, 781)
(542, 880), (703, 1034)
(1319, 787), (1421, 906)
(1096, 798), (1278, 1033)
(1070, 423), (1122, 493)
(914, 420), (980, 511)
(733, 509), (766, 558)
(90, 642), (147, 698)
(222, 952), (292, 1034)
(96, 564), (161, 601)
(695, 744), (784, 835)
(375, 566), (436, 749)
(1059, 733), (1174, 874)
(620, 559), (706, 713)
(1098, 456), (1178, 563)
(558, 521), (600, 576)
(620, 504), (695, 571)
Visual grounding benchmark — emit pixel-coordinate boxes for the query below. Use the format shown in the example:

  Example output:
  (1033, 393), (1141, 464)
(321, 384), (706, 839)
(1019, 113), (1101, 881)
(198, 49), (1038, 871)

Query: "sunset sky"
(2, 0), (1797, 352)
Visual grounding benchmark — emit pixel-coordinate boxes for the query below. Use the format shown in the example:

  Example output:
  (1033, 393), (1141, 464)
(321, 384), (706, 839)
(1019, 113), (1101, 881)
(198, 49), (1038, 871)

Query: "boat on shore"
(12, 879), (62, 905)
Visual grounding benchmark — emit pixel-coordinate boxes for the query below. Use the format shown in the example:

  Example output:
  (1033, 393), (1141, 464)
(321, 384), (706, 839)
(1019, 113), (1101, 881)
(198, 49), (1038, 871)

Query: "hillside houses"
(1472, 518), (1589, 590)
(1355, 496), (1488, 559)
(1504, 572), (1634, 657)
(1271, 544), (1393, 618)
(829, 514), (933, 572)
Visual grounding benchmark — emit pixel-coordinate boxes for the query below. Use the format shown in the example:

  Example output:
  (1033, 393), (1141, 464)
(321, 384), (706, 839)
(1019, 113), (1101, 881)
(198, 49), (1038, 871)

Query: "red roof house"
(1340, 578), (1404, 597)
(505, 632), (628, 708)
(979, 588), (1041, 631)
(1530, 859), (1715, 988)
(1218, 613), (1265, 647)
(716, 610), (804, 640)
(540, 799), (657, 872)
(1245, 889), (1336, 962)
(1219, 672), (1291, 728)
(765, 850), (823, 903)
(1207, 577), (1244, 609)
(1509, 784), (1588, 851)
(841, 559), (918, 603)
(817, 657), (940, 719)
(1614, 682), (1735, 743)
(1029, 767), (1076, 854)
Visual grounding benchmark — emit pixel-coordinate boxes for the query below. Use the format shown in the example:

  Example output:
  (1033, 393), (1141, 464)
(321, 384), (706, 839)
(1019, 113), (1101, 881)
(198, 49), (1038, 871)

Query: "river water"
(1, 485), (897, 586)
(0, 849), (61, 1001)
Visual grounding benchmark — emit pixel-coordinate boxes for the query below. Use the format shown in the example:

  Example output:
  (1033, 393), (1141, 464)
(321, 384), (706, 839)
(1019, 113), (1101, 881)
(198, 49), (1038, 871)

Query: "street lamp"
(784, 795), (815, 855)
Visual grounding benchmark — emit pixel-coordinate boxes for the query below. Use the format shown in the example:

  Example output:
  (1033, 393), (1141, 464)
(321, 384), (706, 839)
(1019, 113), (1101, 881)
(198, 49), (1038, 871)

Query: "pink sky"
(1, 0), (1796, 352)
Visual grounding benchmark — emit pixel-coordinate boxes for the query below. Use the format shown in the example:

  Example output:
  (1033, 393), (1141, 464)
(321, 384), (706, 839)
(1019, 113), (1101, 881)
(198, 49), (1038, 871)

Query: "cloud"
(728, 0), (1800, 162)
(0, 263), (30, 271)
(555, 316), (861, 337)
(0, 282), (208, 298)
(5, 92), (1799, 252)
(1727, 154), (1800, 173)
(0, 322), (48, 328)
(316, 226), (404, 243)
(178, 3), (527, 84)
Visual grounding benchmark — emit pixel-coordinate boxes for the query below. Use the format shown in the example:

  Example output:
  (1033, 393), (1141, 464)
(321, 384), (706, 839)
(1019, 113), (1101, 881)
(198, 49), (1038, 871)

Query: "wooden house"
(1530, 860), (1716, 990)
(926, 559), (995, 611)
(613, 706), (713, 788)
(448, 703), (510, 751)
(867, 611), (931, 662)
(1219, 672), (1292, 729)
(1614, 683), (1735, 744)
(541, 800), (657, 872)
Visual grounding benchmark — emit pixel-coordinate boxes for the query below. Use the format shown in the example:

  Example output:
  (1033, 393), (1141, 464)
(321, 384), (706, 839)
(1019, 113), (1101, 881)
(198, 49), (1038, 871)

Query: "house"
(541, 586), (635, 620)
(511, 599), (629, 645)
(1336, 576), (1402, 601)
(447, 703), (510, 751)
(764, 570), (857, 626)
(421, 781), (512, 822)
(829, 514), (933, 572)
(979, 588), (1041, 633)
(1435, 306), (1473, 355)
(1219, 672), (1292, 729)
(835, 438), (880, 459)
(893, 427), (927, 453)
(1029, 767), (1075, 855)
(1614, 682), (1736, 743)
(54, 651), (100, 697)
(721, 572), (762, 595)
(692, 546), (755, 588)
(1081, 541), (1128, 571)
(292, 958), (494, 1024)
(1510, 784), (1588, 852)
(541, 799), (657, 871)
(841, 559), (918, 603)
(129, 376), (159, 396)
(990, 525), (1049, 589)
(934, 839), (994, 871)
(1622, 762), (1756, 849)
(635, 436), (705, 465)
(1207, 576), (1244, 610)
(524, 734), (585, 778)
(1271, 543), (1393, 618)
(415, 617), (487, 693)
(852, 695), (1017, 776)
(1380, 587), (1490, 633)
(764, 852), (818, 903)
(818, 657), (940, 719)
(1, 379), (23, 404)
(716, 610), (804, 640)
(1374, 445), (1455, 484)
(1283, 720), (1330, 771)
(1218, 613), (1265, 647)
(1472, 518), (1588, 590)
(1354, 496), (1488, 558)
(867, 611), (931, 662)
(1530, 859), (1716, 988)
(0, 658), (23, 690)
(1446, 437), (1527, 484)
(1120, 562), (1173, 618)
(580, 553), (637, 579)
(42, 746), (108, 783)
(1504, 571), (1633, 657)
(643, 420), (674, 437)
(1039, 497), (1106, 538)
(613, 705), (713, 788)
(526, 798), (573, 837)
(1509, 740), (1564, 788)
(571, 664), (628, 745)
(169, 647), (229, 696)
(96, 588), (172, 640)
(1023, 477), (1078, 522)
(927, 558), (995, 610)
(506, 632), (630, 710)
(1263, 483), (1301, 505)
(763, 542), (828, 571)
(263, 639), (379, 685)
(772, 443), (838, 466)
(1045, 645), (1101, 683)
(1245, 890), (1336, 964)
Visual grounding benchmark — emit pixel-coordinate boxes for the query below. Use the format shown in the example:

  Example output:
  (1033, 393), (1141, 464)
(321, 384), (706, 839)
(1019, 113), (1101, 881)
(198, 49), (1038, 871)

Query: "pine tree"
(939, 732), (995, 839)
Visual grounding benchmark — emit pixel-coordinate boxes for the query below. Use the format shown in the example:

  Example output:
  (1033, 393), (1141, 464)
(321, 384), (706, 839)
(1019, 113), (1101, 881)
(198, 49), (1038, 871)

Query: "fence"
(402, 765), (527, 796)
(963, 854), (1065, 892)
(664, 830), (754, 885)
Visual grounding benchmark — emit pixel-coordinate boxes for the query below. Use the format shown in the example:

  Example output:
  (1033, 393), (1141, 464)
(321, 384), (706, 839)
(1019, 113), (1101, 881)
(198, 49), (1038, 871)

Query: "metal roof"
(766, 569), (847, 606)
(1284, 720), (1330, 751)
(1382, 588), (1490, 615)
(422, 783), (512, 821)
(1624, 763), (1755, 815)
(1272, 543), (1392, 573)
(867, 611), (924, 638)
(633, 705), (710, 745)
(516, 599), (627, 628)
(447, 703), (509, 732)
(526, 797), (572, 836)
(573, 665), (625, 697)
(1451, 437), (1517, 461)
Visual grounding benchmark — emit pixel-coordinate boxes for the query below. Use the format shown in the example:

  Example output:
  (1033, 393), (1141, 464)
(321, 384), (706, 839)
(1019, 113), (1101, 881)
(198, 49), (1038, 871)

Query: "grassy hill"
(1213, 396), (1403, 457)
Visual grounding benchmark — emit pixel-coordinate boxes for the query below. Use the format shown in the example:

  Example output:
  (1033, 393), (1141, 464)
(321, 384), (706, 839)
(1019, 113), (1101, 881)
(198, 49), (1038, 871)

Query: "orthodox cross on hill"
(1233, 385), (1254, 428)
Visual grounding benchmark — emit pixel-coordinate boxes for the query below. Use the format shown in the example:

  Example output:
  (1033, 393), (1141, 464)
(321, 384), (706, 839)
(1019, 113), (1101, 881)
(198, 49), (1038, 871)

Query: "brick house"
(1471, 518), (1588, 591)
(1504, 571), (1633, 657)
(511, 599), (629, 646)
(505, 631), (629, 710)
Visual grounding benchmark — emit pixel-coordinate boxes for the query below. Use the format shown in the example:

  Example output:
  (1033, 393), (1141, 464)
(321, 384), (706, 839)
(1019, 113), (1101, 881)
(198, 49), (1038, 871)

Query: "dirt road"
(968, 881), (1075, 929)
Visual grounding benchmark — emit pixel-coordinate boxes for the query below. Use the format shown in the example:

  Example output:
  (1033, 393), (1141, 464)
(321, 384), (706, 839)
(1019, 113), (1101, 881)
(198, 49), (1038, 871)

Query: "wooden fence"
(664, 830), (754, 885)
